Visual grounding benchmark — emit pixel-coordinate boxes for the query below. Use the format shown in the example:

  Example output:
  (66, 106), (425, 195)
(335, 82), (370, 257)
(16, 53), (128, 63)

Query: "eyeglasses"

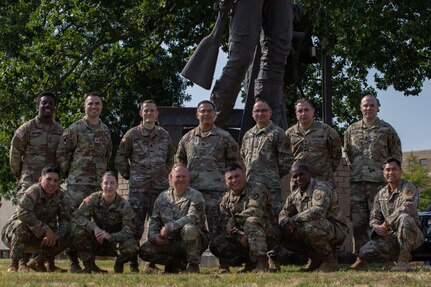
(252, 109), (270, 113)
(198, 109), (215, 114)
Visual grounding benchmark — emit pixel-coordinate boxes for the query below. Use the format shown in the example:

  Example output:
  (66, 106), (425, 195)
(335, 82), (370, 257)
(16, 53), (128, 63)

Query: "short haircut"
(383, 157), (401, 168)
(291, 163), (310, 173)
(362, 94), (381, 107)
(102, 171), (118, 182)
(37, 91), (56, 105)
(254, 98), (271, 109)
(224, 162), (243, 173)
(41, 166), (60, 177)
(84, 91), (102, 101)
(197, 100), (215, 110)
(170, 163), (188, 173)
(294, 98), (314, 110)
(141, 99), (157, 110)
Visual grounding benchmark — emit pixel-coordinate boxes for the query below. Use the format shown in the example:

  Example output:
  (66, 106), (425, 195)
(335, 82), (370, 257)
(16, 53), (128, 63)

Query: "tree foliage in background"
(0, 0), (430, 197)
(402, 154), (431, 211)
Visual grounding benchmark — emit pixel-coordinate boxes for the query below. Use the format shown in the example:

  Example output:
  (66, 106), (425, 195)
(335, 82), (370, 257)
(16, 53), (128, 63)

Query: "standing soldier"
(240, 99), (292, 271)
(344, 94), (402, 269)
(286, 98), (341, 188)
(72, 172), (136, 273)
(9, 91), (64, 272)
(115, 100), (175, 272)
(139, 164), (210, 273)
(56, 91), (112, 272)
(175, 100), (240, 238)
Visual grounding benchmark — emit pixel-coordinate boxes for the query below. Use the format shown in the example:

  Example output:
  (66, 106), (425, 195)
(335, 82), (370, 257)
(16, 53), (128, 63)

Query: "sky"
(185, 51), (431, 152)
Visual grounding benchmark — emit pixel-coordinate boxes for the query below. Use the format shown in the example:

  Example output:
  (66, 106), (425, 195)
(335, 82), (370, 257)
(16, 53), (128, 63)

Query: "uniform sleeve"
(290, 186), (332, 223)
(9, 125), (28, 179)
(110, 201), (136, 243)
(388, 127), (402, 162)
(385, 184), (419, 226)
(343, 127), (353, 169)
(277, 131), (293, 178)
(55, 194), (69, 237)
(175, 137), (188, 165)
(369, 192), (385, 227)
(148, 197), (163, 242)
(74, 197), (97, 233)
(328, 127), (342, 172)
(166, 136), (176, 171)
(219, 194), (231, 230)
(16, 191), (49, 238)
(56, 127), (78, 176)
(224, 134), (240, 166)
(278, 195), (298, 223)
(105, 130), (112, 164)
(115, 132), (132, 179)
(164, 193), (206, 233)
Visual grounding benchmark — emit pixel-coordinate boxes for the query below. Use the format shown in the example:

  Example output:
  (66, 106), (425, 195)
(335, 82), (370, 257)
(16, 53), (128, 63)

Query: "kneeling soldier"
(139, 164), (210, 273)
(210, 163), (280, 273)
(72, 171), (136, 273)
(279, 164), (348, 272)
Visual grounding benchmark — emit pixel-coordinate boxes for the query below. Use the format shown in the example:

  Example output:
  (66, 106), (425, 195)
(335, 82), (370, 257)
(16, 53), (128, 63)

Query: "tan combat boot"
(390, 262), (412, 272)
(350, 257), (368, 270)
(7, 259), (19, 272)
(299, 257), (323, 272)
(143, 262), (161, 273)
(27, 257), (48, 272)
(218, 262), (230, 274)
(18, 254), (30, 272)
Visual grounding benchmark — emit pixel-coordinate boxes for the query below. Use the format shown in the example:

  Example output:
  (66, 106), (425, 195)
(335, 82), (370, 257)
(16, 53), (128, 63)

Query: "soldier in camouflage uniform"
(357, 158), (423, 272)
(240, 99), (292, 271)
(1, 167), (70, 273)
(344, 95), (402, 269)
(9, 91), (64, 272)
(72, 171), (136, 273)
(175, 100), (240, 238)
(139, 164), (210, 273)
(285, 99), (341, 188)
(210, 163), (279, 273)
(279, 164), (348, 272)
(115, 100), (175, 272)
(56, 92), (112, 272)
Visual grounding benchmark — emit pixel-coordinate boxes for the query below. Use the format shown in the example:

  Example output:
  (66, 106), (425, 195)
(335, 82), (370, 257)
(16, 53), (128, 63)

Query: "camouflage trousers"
(73, 226), (136, 264)
(210, 217), (280, 266)
(139, 223), (210, 265)
(280, 218), (347, 258)
(64, 184), (99, 218)
(268, 187), (284, 218)
(201, 190), (224, 239)
(1, 221), (71, 260)
(350, 181), (384, 254)
(359, 214), (424, 263)
(128, 188), (162, 243)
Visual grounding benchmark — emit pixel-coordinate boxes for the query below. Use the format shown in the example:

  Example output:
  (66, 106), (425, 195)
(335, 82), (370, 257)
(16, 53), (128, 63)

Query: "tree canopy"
(0, 0), (430, 197)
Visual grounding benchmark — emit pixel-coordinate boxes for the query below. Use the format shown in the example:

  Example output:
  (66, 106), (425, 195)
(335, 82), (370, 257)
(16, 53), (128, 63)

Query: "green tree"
(0, 1), (429, 198)
(402, 154), (431, 211)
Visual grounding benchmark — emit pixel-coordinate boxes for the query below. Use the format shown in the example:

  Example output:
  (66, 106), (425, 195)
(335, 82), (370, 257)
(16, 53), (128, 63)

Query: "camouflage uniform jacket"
(175, 126), (239, 192)
(148, 187), (208, 242)
(57, 118), (112, 186)
(115, 124), (175, 189)
(370, 179), (421, 229)
(286, 121), (341, 184)
(220, 182), (276, 240)
(279, 179), (347, 229)
(5, 183), (67, 238)
(344, 118), (402, 183)
(74, 191), (135, 243)
(10, 117), (63, 186)
(241, 121), (293, 190)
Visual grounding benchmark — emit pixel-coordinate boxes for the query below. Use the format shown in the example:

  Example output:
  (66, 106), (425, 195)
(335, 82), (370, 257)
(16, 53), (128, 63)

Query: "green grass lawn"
(1, 259), (431, 287)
